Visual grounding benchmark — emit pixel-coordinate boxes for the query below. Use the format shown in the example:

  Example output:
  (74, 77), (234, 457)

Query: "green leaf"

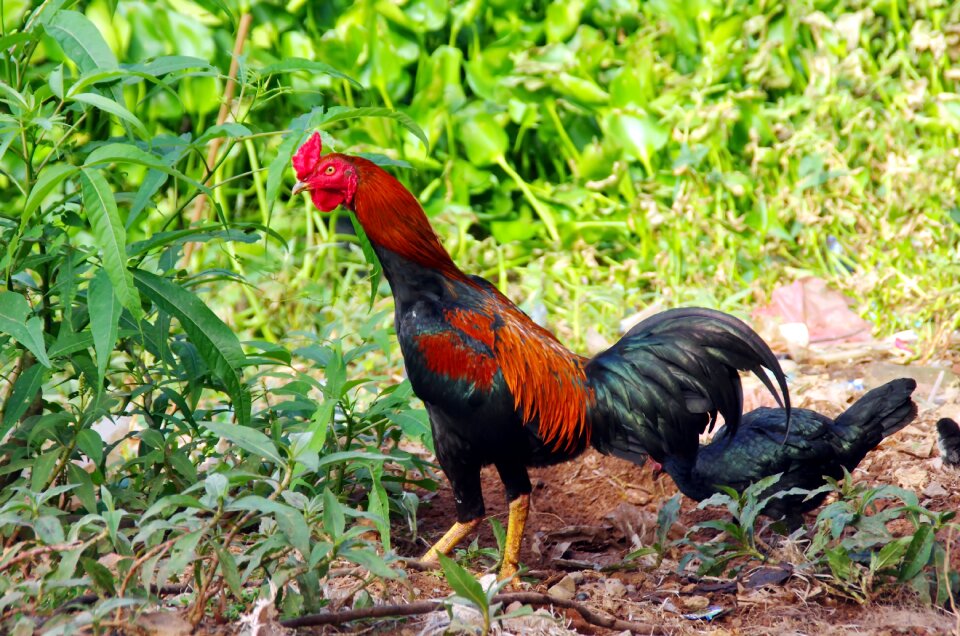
(0, 79), (29, 110)
(22, 163), (79, 225)
(84, 143), (211, 195)
(259, 58), (361, 87)
(75, 428), (104, 466)
(229, 497), (311, 557)
(69, 92), (149, 139)
(0, 363), (48, 437)
(200, 420), (281, 465)
(322, 488), (345, 538)
(437, 553), (488, 612)
(158, 531), (204, 584)
(605, 112), (668, 171)
(81, 557), (116, 595)
(319, 106), (428, 149)
(44, 10), (119, 74)
(343, 547), (398, 579)
(348, 213), (383, 308)
(88, 269), (121, 385)
(66, 463), (98, 513)
(458, 114), (507, 167)
(133, 269), (250, 426)
(898, 523), (934, 581)
(194, 123), (252, 145)
(872, 536), (909, 573)
(216, 546), (243, 598)
(266, 117), (314, 212)
(0, 291), (52, 367)
(34, 516), (65, 545)
(545, 0), (583, 43)
(80, 168), (142, 319)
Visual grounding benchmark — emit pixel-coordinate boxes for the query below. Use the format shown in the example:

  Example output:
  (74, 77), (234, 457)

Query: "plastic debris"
(682, 606), (726, 621)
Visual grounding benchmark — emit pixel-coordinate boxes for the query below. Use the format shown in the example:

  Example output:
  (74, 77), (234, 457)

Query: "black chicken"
(938, 417), (960, 468)
(651, 378), (918, 526)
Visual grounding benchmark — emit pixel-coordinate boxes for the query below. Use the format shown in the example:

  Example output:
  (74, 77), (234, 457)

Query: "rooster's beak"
(291, 181), (309, 197)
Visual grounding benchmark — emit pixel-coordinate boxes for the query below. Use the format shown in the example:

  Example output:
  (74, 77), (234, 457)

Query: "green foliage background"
(0, 0), (958, 629)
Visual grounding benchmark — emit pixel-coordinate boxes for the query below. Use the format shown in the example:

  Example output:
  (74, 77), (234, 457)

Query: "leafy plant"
(437, 553), (531, 636)
(803, 474), (958, 606)
(679, 473), (798, 576)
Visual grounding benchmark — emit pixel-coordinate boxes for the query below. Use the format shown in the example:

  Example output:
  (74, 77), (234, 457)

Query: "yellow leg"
(422, 519), (481, 562)
(498, 494), (529, 585)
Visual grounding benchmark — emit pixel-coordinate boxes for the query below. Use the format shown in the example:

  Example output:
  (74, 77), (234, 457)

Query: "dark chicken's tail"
(937, 418), (960, 468)
(831, 378), (917, 467)
(586, 307), (790, 465)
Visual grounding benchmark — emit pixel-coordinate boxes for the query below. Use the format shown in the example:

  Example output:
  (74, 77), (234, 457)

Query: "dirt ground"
(350, 359), (960, 635)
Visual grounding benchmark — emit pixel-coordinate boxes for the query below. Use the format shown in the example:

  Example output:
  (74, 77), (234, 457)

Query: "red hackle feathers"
(415, 332), (499, 391)
(293, 132), (323, 180)
(490, 301), (593, 452)
(349, 159), (467, 280)
(444, 304), (593, 452)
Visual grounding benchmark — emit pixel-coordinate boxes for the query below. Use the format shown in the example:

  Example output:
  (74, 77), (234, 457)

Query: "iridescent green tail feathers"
(586, 307), (791, 464)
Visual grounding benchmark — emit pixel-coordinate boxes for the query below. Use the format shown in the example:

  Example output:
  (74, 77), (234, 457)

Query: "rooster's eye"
(324, 165), (336, 175)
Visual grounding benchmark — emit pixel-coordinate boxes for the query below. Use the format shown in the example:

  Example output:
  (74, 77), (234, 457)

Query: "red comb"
(292, 132), (322, 180)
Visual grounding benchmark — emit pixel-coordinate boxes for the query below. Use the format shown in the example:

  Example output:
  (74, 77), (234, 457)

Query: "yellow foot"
(497, 494), (530, 586)
(422, 519), (481, 562)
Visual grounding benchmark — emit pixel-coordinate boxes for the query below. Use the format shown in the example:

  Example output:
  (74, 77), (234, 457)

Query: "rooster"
(290, 132), (789, 581)
(654, 378), (917, 527)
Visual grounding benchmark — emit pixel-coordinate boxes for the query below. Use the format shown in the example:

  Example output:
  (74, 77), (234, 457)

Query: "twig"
(279, 591), (666, 633)
(0, 529), (108, 574)
(181, 11), (254, 264)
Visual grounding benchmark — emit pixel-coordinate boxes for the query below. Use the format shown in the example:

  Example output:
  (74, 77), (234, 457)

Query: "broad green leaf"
(84, 143), (211, 195)
(548, 73), (609, 105)
(322, 488), (345, 538)
(605, 112), (668, 170)
(88, 268), (121, 385)
(34, 516), (65, 545)
(216, 546), (243, 598)
(130, 55), (215, 77)
(80, 168), (142, 319)
(898, 523), (934, 581)
(319, 106), (428, 149)
(69, 92), (149, 138)
(204, 472), (228, 502)
(0, 363), (48, 438)
(22, 163), (79, 225)
(459, 114), (507, 167)
(437, 553), (488, 611)
(367, 463), (391, 550)
(44, 10), (118, 73)
(66, 463), (98, 514)
(200, 420), (281, 465)
(0, 80), (28, 110)
(194, 123), (252, 145)
(259, 58), (361, 87)
(75, 428), (104, 466)
(545, 0), (582, 42)
(315, 450), (391, 469)
(0, 291), (52, 367)
(133, 269), (250, 426)
(81, 557), (116, 595)
(267, 118), (313, 211)
(873, 536), (910, 572)
(343, 547), (398, 579)
(158, 531), (203, 584)
(348, 213), (383, 309)
(229, 497), (311, 557)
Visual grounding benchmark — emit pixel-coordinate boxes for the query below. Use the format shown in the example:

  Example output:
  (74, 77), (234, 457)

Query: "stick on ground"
(279, 591), (666, 634)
